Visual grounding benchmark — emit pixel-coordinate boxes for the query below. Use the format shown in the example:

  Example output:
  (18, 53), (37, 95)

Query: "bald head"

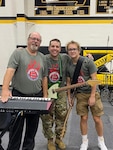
(27, 32), (42, 53)
(28, 32), (42, 42)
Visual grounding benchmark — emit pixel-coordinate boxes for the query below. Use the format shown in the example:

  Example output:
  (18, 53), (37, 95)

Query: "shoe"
(55, 139), (66, 150)
(80, 141), (88, 150)
(47, 140), (56, 150)
(98, 141), (108, 150)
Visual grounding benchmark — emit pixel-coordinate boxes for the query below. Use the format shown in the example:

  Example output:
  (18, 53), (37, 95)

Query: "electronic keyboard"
(0, 96), (52, 113)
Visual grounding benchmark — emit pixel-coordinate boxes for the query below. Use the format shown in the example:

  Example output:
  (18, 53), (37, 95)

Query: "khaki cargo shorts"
(75, 92), (104, 116)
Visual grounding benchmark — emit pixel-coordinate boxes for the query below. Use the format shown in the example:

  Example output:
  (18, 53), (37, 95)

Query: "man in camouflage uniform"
(41, 39), (70, 150)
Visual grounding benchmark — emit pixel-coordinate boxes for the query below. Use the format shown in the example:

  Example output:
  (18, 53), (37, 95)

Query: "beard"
(30, 45), (38, 51)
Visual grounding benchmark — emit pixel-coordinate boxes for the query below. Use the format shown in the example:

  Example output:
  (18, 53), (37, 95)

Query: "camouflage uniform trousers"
(41, 91), (68, 140)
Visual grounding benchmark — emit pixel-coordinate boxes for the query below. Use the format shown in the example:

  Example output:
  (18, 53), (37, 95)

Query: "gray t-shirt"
(67, 56), (98, 93)
(46, 53), (70, 87)
(8, 48), (48, 94)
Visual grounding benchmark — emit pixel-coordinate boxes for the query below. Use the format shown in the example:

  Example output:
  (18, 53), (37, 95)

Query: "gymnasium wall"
(0, 0), (113, 84)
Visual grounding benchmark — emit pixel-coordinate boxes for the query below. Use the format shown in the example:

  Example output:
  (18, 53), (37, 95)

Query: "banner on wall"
(35, 0), (90, 16)
(96, 0), (113, 14)
(34, 0), (113, 16)
(0, 0), (5, 6)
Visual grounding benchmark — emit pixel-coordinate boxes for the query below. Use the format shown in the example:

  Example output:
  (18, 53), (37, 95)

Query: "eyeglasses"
(29, 37), (41, 42)
(68, 48), (78, 52)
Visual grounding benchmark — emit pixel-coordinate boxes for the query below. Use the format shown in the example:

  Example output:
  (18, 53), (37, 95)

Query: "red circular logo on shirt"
(49, 72), (60, 83)
(78, 76), (85, 83)
(27, 69), (39, 81)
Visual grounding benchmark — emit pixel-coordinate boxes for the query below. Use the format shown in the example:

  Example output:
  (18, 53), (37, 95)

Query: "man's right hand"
(0, 89), (12, 103)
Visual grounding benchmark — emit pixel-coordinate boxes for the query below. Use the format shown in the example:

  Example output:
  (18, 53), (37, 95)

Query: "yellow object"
(83, 50), (113, 86)
(47, 140), (56, 150)
(55, 139), (66, 150)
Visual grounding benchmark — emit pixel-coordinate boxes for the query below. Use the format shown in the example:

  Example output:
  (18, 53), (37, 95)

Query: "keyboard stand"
(0, 111), (23, 150)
